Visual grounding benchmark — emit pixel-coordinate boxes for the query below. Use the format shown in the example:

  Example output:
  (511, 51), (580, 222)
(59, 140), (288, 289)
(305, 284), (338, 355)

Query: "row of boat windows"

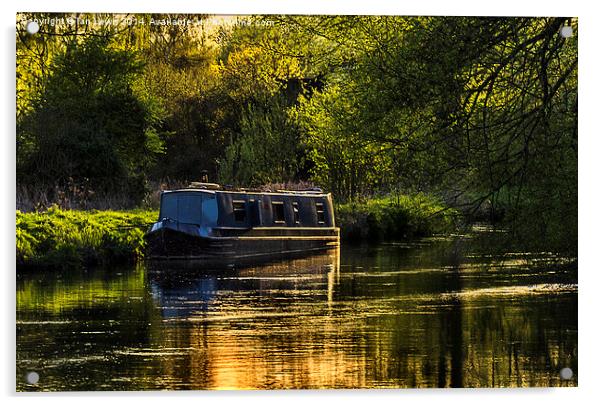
(232, 200), (326, 225)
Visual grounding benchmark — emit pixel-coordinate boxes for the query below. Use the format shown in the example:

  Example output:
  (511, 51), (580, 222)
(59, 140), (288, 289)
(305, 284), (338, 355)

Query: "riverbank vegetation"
(336, 194), (458, 241)
(16, 193), (457, 268)
(16, 14), (577, 257)
(16, 208), (157, 269)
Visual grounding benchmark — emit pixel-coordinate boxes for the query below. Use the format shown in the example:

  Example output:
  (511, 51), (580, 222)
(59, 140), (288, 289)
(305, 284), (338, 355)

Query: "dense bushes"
(336, 194), (459, 241)
(16, 207), (157, 269)
(17, 35), (166, 203)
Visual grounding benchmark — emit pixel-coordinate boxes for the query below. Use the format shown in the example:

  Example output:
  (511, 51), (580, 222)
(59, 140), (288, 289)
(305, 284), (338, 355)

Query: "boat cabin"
(156, 188), (336, 237)
(146, 184), (340, 262)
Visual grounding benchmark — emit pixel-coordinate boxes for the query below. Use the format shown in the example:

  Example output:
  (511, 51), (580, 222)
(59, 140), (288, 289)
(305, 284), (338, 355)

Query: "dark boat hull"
(145, 226), (340, 267)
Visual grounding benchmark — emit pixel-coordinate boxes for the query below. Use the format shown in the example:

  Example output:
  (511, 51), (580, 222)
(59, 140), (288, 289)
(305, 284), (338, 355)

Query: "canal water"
(16, 227), (577, 390)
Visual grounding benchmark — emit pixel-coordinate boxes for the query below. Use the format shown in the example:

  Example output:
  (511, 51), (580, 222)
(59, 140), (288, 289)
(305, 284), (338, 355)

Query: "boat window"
(178, 194), (203, 225)
(160, 193), (178, 220)
(316, 202), (326, 224)
(292, 202), (300, 224)
(232, 200), (247, 223)
(272, 201), (286, 223)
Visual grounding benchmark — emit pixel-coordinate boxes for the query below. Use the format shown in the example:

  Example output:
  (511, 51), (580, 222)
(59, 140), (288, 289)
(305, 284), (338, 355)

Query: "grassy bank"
(16, 207), (157, 269)
(335, 194), (458, 241)
(16, 194), (458, 269)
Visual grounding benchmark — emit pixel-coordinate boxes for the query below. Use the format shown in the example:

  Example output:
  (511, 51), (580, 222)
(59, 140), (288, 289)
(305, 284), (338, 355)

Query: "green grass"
(335, 193), (459, 241)
(16, 207), (158, 269)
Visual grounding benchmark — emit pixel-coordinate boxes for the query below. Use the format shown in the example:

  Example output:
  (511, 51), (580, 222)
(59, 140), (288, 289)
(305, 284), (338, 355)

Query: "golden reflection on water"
(16, 240), (577, 391)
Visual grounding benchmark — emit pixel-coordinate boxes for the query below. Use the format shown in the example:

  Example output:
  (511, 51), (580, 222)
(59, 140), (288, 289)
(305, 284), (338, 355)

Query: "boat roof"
(162, 188), (330, 198)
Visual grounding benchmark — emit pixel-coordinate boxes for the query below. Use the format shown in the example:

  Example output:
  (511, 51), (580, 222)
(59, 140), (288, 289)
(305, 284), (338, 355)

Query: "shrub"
(335, 193), (458, 242)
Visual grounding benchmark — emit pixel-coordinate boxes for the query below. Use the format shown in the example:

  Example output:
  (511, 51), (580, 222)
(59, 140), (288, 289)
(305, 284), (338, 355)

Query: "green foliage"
(140, 19), (224, 180)
(336, 194), (458, 241)
(290, 16), (577, 254)
(18, 33), (166, 202)
(218, 96), (302, 186)
(16, 207), (157, 269)
(295, 84), (395, 201)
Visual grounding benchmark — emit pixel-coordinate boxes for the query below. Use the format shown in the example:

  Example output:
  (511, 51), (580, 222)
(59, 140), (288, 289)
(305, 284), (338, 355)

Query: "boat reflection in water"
(145, 249), (355, 390)
(147, 249), (340, 320)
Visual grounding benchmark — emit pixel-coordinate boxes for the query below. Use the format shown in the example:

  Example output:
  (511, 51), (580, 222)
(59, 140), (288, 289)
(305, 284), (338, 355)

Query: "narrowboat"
(145, 183), (340, 266)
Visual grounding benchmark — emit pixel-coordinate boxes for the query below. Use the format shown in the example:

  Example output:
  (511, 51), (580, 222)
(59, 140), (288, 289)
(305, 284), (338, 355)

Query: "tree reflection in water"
(17, 233), (577, 390)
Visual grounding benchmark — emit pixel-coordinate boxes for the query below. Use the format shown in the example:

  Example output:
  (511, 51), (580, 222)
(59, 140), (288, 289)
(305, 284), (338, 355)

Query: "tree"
(288, 16), (577, 252)
(295, 83), (395, 201)
(18, 34), (166, 202)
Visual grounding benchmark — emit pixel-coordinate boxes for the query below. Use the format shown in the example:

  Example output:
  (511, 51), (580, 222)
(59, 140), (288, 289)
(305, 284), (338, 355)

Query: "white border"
(6, 0), (585, 16)
(3, 1), (600, 404)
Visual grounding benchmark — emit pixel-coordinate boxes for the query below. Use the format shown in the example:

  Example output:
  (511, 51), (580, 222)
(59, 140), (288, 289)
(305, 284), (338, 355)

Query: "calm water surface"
(16, 228), (577, 390)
